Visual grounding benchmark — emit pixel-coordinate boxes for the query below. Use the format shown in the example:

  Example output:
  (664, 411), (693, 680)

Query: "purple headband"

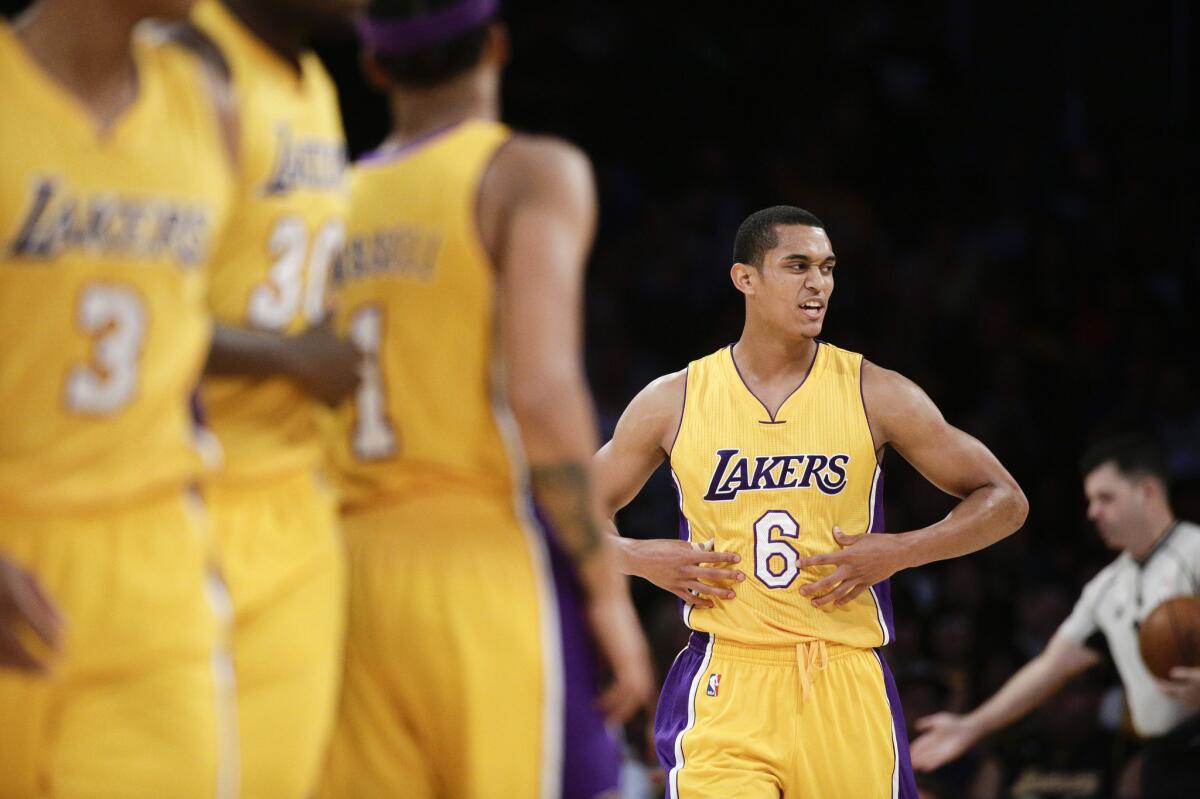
(358, 0), (499, 56)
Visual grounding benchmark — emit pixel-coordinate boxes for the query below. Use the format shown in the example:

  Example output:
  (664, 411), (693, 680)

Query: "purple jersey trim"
(358, 0), (498, 56)
(869, 471), (896, 641)
(875, 649), (919, 799)
(356, 120), (464, 167)
(666, 367), (689, 458)
(531, 505), (621, 798)
(654, 632), (712, 789)
(728, 341), (821, 423)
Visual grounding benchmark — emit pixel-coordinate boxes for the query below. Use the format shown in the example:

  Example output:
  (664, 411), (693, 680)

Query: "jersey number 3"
(66, 283), (146, 415)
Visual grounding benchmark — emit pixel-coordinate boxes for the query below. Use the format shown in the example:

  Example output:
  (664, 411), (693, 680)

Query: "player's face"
(1083, 463), (1151, 551)
(747, 224), (836, 340)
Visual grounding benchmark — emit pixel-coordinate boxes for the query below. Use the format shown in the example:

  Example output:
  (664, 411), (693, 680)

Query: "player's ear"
(483, 21), (510, 69)
(360, 51), (391, 93)
(731, 262), (757, 297)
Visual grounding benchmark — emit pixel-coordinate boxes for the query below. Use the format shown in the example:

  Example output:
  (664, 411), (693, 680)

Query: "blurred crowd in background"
(315, 2), (1198, 795)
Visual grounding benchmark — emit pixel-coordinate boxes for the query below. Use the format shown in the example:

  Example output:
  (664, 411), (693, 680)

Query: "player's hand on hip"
(0, 556), (64, 673)
(579, 545), (655, 724)
(797, 526), (909, 608)
(286, 314), (361, 407)
(1157, 667), (1200, 709)
(625, 538), (743, 608)
(910, 712), (978, 771)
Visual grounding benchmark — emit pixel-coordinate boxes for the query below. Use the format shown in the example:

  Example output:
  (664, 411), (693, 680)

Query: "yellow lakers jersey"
(329, 119), (514, 509)
(670, 343), (894, 648)
(193, 0), (349, 485)
(0, 24), (232, 511)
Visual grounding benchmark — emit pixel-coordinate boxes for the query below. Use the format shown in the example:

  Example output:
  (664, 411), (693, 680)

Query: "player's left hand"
(796, 526), (911, 608)
(1157, 666), (1200, 708)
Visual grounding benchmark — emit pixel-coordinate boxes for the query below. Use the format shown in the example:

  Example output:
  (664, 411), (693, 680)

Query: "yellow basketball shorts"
(655, 632), (918, 798)
(319, 494), (619, 799)
(0, 491), (234, 799)
(207, 469), (346, 799)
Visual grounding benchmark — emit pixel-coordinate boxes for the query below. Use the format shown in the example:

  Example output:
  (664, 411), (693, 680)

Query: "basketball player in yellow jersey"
(0, 0), (238, 796)
(594, 206), (1030, 798)
(319, 1), (653, 797)
(178, 1), (362, 796)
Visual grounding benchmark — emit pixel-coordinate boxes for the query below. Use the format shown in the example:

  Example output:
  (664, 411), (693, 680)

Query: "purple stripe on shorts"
(653, 632), (710, 780)
(533, 505), (620, 799)
(876, 649), (919, 799)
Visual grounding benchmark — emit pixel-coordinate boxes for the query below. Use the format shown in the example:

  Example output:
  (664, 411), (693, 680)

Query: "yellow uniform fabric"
(669, 343), (889, 648)
(661, 636), (903, 798)
(194, 0), (349, 487)
(657, 343), (916, 797)
(321, 121), (619, 799)
(0, 24), (233, 798)
(326, 119), (515, 510)
(321, 496), (547, 799)
(0, 25), (229, 514)
(190, 4), (348, 796)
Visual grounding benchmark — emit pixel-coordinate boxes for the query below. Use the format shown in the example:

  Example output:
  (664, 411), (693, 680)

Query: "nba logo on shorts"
(706, 673), (721, 697)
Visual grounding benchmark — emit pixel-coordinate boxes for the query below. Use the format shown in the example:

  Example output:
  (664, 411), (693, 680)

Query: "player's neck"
(387, 76), (498, 145)
(1129, 508), (1177, 561)
(13, 0), (140, 129)
(221, 0), (309, 68)
(732, 323), (819, 384)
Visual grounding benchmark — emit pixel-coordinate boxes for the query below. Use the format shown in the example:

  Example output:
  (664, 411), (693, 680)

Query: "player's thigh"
(319, 507), (443, 799)
(793, 649), (908, 799)
(655, 638), (789, 799)
(215, 476), (346, 799)
(50, 498), (226, 799)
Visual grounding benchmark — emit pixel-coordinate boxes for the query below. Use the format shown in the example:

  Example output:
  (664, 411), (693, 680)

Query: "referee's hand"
(0, 555), (64, 673)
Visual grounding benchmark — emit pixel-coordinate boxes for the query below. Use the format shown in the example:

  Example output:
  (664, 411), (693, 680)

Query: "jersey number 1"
(348, 304), (396, 460)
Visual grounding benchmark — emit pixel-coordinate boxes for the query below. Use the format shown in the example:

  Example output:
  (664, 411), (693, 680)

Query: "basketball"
(1138, 595), (1200, 679)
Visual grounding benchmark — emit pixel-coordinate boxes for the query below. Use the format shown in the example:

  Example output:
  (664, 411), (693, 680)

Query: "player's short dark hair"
(732, 206), (825, 267)
(369, 0), (493, 89)
(1079, 434), (1169, 484)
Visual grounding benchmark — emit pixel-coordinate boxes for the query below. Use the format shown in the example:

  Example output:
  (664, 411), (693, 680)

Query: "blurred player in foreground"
(911, 435), (1200, 799)
(0, 0), (236, 795)
(318, 1), (653, 797)
(595, 206), (1028, 797)
(184, 0), (361, 794)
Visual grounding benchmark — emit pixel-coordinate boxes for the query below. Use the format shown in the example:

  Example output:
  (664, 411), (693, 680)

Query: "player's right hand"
(579, 545), (655, 724)
(910, 712), (978, 771)
(0, 556), (64, 673)
(286, 315), (361, 406)
(623, 538), (743, 608)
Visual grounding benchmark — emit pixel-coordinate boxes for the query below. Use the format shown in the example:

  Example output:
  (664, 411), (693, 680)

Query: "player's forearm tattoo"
(529, 461), (603, 566)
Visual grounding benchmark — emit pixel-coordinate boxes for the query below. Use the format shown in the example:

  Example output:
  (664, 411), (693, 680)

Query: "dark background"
(6, 1), (1198, 795)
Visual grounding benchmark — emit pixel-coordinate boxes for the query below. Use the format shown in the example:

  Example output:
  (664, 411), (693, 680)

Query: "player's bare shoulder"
(860, 359), (945, 449)
(617, 368), (689, 457)
(477, 132), (594, 260)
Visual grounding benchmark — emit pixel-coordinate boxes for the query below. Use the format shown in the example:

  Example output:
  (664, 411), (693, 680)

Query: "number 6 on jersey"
(754, 510), (801, 588)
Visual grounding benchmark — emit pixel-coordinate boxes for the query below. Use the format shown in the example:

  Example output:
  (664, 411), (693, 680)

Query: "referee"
(910, 435), (1200, 799)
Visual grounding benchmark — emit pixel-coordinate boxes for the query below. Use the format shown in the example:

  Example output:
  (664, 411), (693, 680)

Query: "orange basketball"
(1139, 595), (1200, 679)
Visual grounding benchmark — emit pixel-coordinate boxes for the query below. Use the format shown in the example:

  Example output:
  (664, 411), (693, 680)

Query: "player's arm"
(799, 362), (1028, 607)
(0, 554), (63, 673)
(910, 632), (1100, 771)
(204, 322), (359, 407)
(593, 374), (743, 607)
(482, 134), (651, 722)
